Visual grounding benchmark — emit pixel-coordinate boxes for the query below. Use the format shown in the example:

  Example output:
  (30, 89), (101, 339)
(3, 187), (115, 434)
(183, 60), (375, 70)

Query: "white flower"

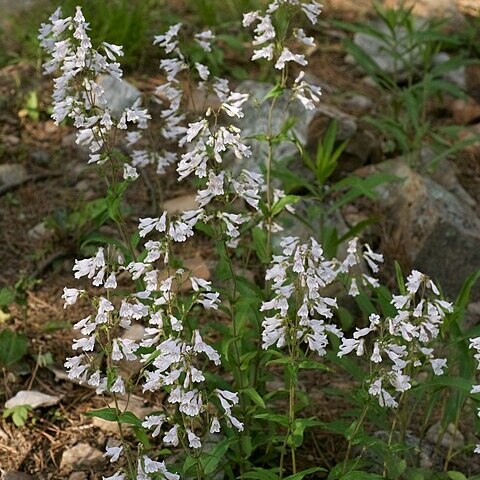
(163, 424), (179, 446)
(187, 429), (202, 449)
(210, 417), (221, 433)
(102, 473), (125, 480)
(62, 288), (82, 307)
(252, 44), (274, 61)
(154, 23), (182, 53)
(104, 445), (123, 463)
(430, 358), (447, 376)
(252, 15), (275, 45)
(194, 30), (215, 52)
(301, 1), (322, 24)
(196, 170), (224, 207)
(243, 11), (261, 27)
(295, 28), (315, 46)
(275, 48), (307, 70)
(195, 62), (210, 80)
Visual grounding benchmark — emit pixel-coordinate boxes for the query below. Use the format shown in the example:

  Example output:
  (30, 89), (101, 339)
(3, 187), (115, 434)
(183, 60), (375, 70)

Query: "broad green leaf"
(298, 360), (330, 371)
(340, 472), (382, 480)
(263, 83), (284, 102)
(243, 387), (266, 408)
(252, 227), (269, 264)
(284, 467), (327, 480)
(0, 329), (28, 366)
(447, 472), (468, 480)
(85, 407), (119, 422)
(3, 405), (31, 427)
(0, 288), (16, 307)
(243, 468), (279, 480)
(271, 195), (300, 217)
(254, 413), (289, 427)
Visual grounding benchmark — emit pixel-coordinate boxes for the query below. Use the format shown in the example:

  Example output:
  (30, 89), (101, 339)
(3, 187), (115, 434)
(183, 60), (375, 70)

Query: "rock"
(426, 421), (465, 449)
(68, 473), (88, 480)
(364, 158), (480, 300)
(458, 123), (480, 155)
(186, 87), (222, 113)
(60, 443), (105, 470)
(0, 163), (27, 186)
(457, 0), (480, 15)
(5, 390), (60, 409)
(348, 18), (428, 80)
(465, 302), (480, 329)
(385, 0), (460, 18)
(122, 323), (146, 343)
(163, 193), (198, 214)
(433, 52), (466, 90)
(419, 150), (476, 208)
(4, 472), (33, 480)
(307, 108), (381, 169)
(451, 98), (480, 125)
(27, 221), (54, 241)
(30, 150), (50, 166)
(98, 75), (141, 118)
(341, 93), (373, 114)
(233, 80), (317, 174)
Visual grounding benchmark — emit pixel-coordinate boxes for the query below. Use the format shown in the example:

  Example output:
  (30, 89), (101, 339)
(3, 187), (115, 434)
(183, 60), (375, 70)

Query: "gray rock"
(0, 164), (28, 186)
(307, 105), (381, 169)
(68, 473), (88, 480)
(27, 221), (54, 241)
(5, 390), (60, 409)
(31, 150), (50, 166)
(426, 421), (465, 449)
(348, 18), (428, 81)
(98, 75), (141, 118)
(342, 93), (373, 113)
(3, 472), (33, 480)
(367, 158), (480, 300)
(433, 52), (466, 90)
(234, 80), (317, 174)
(60, 443), (105, 470)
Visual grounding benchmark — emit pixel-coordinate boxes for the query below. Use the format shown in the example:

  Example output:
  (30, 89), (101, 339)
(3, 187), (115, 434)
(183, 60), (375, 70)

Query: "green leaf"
(201, 438), (231, 475)
(3, 405), (31, 427)
(243, 387), (266, 408)
(0, 329), (28, 367)
(271, 195), (300, 217)
(262, 83), (285, 102)
(298, 360), (330, 371)
(447, 472), (468, 480)
(0, 288), (16, 307)
(118, 411), (142, 427)
(252, 227), (269, 264)
(340, 472), (383, 480)
(291, 418), (323, 448)
(385, 455), (407, 479)
(243, 468), (279, 480)
(254, 413), (289, 427)
(284, 467), (327, 480)
(84, 407), (119, 422)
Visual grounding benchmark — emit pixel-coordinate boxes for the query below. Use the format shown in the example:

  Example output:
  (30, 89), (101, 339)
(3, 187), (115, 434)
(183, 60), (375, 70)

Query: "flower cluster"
(469, 337), (480, 453)
(39, 7), (152, 180)
(63, 242), (242, 478)
(243, 0), (323, 109)
(261, 236), (343, 355)
(339, 270), (453, 408)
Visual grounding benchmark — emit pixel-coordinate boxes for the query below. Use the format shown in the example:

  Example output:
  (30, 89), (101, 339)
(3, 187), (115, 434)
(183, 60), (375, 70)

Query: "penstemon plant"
(38, 2), (480, 480)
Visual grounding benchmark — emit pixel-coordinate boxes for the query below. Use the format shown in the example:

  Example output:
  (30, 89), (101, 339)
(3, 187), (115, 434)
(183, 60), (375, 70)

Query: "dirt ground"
(0, 1), (480, 478)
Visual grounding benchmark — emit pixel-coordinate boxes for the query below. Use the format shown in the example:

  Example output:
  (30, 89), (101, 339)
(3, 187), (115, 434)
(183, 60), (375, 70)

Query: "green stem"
(343, 403), (369, 475)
